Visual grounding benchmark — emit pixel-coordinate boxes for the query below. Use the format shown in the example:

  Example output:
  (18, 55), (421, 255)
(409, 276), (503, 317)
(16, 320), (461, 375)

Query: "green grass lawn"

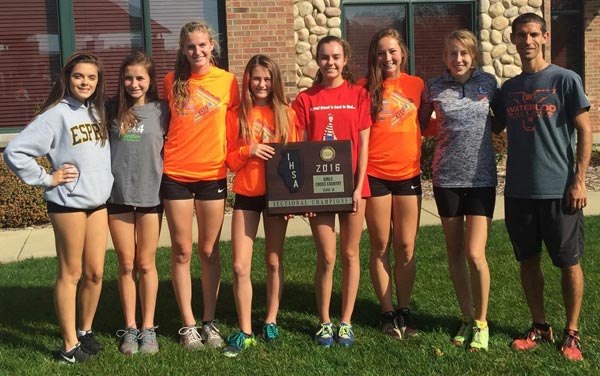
(1, 217), (599, 375)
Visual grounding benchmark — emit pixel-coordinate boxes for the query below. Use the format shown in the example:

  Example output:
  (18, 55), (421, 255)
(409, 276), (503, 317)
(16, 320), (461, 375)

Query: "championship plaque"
(265, 140), (354, 215)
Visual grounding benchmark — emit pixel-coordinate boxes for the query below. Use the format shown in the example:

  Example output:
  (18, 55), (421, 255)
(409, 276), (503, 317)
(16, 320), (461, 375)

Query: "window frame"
(341, 0), (477, 75)
(550, 0), (584, 80)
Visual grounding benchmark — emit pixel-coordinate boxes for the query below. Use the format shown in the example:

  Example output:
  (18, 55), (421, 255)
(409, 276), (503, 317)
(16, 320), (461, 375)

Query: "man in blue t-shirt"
(493, 12), (592, 362)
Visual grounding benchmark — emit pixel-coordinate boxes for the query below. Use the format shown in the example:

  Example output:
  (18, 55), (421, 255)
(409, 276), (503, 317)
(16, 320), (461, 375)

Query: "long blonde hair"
(172, 21), (219, 113)
(239, 55), (290, 144)
(366, 28), (409, 121)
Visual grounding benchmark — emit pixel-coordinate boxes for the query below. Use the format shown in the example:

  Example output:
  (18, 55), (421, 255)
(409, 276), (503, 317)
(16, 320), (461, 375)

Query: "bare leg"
(51, 212), (86, 350)
(365, 194), (394, 313)
(562, 263), (584, 331)
(520, 255), (546, 324)
(464, 215), (491, 322)
(194, 199), (225, 322)
(109, 212), (137, 328)
(391, 195), (420, 309)
(310, 213), (337, 324)
(263, 214), (288, 324)
(77, 208), (108, 332)
(339, 199), (366, 324)
(164, 199), (196, 326)
(231, 209), (260, 334)
(135, 211), (161, 329)
(441, 216), (473, 318)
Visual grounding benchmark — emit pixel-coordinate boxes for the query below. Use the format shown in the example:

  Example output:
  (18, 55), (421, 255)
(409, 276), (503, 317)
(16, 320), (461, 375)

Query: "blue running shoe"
(223, 331), (256, 358)
(336, 322), (355, 346)
(315, 322), (334, 347)
(263, 323), (280, 342)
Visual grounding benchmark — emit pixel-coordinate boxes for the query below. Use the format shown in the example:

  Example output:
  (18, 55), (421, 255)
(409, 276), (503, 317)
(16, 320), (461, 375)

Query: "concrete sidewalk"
(2, 193), (600, 264)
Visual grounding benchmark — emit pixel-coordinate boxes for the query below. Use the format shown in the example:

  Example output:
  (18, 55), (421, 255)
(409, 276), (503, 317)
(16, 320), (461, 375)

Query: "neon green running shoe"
(223, 331), (256, 358)
(470, 321), (489, 351)
(452, 317), (473, 346)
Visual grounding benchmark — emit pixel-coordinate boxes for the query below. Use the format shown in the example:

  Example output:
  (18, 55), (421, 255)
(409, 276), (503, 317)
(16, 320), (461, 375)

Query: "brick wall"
(584, 1), (600, 139)
(225, 1), (299, 100)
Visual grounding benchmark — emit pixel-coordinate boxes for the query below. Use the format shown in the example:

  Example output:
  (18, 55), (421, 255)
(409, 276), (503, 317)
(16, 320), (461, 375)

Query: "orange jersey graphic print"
(506, 89), (558, 131)
(187, 86), (221, 124)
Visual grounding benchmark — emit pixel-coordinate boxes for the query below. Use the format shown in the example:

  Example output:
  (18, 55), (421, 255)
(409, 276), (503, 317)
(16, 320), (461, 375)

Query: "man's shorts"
(504, 197), (584, 267)
(106, 202), (163, 215)
(160, 174), (227, 201)
(368, 174), (422, 197)
(233, 194), (266, 213)
(433, 186), (496, 218)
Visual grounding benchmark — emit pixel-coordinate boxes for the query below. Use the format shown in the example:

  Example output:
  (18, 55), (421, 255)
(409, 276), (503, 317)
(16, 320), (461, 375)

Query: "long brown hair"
(366, 28), (409, 121)
(39, 52), (108, 144)
(114, 51), (159, 135)
(313, 36), (354, 85)
(238, 54), (290, 144)
(172, 21), (219, 113)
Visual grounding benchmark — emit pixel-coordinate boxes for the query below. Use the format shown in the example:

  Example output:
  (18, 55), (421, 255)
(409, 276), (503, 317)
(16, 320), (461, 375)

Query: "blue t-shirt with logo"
(494, 64), (590, 199)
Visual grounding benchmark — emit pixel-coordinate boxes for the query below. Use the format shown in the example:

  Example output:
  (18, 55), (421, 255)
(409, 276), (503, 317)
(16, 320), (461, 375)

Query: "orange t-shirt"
(162, 67), (239, 182)
(226, 105), (298, 197)
(359, 74), (424, 180)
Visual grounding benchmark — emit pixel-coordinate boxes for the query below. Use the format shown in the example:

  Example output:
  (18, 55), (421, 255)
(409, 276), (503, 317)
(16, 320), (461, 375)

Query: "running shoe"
(469, 321), (489, 351)
(262, 323), (280, 342)
(223, 331), (256, 358)
(512, 324), (554, 351)
(201, 320), (225, 348)
(54, 343), (91, 364)
(336, 322), (355, 347)
(116, 327), (140, 355)
(560, 329), (583, 361)
(452, 317), (473, 346)
(78, 331), (104, 355)
(138, 327), (159, 354)
(315, 322), (334, 347)
(396, 308), (418, 337)
(178, 326), (204, 350)
(381, 312), (402, 339)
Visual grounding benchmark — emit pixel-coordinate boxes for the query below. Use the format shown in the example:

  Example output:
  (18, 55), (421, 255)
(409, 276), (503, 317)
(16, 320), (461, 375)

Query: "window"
(74, 0), (145, 96)
(551, 0), (583, 78)
(0, 1), (61, 131)
(342, 1), (476, 80)
(0, 0), (224, 129)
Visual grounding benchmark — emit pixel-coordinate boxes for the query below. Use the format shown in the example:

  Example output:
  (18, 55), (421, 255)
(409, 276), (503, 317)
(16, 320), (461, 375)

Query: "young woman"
(222, 54), (298, 357)
(4, 52), (112, 363)
(108, 51), (169, 355)
(161, 21), (239, 350)
(292, 36), (371, 347)
(418, 29), (498, 351)
(361, 28), (424, 340)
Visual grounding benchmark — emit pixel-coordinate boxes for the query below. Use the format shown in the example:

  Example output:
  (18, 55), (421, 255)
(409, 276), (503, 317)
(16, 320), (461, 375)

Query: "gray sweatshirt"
(109, 101), (169, 207)
(3, 96), (113, 208)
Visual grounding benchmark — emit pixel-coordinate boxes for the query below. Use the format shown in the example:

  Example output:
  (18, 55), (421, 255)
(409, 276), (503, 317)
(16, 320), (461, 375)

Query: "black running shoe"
(54, 343), (91, 364)
(78, 331), (104, 354)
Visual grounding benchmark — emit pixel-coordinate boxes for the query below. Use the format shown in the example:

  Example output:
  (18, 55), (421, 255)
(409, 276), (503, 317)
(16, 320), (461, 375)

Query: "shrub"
(420, 136), (436, 180)
(0, 157), (50, 228)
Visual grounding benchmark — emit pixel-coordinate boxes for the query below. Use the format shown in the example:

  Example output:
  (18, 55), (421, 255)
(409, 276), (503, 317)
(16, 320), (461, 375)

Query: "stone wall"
(480, 0), (543, 82)
(292, 0), (543, 88)
(294, 0), (342, 90)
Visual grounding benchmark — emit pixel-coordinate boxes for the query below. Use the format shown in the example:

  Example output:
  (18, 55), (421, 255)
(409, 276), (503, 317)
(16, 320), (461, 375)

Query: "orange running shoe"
(560, 329), (583, 361)
(512, 325), (554, 351)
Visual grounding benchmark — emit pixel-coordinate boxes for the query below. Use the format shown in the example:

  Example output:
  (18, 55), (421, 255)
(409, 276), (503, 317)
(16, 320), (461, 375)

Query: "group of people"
(3, 12), (591, 363)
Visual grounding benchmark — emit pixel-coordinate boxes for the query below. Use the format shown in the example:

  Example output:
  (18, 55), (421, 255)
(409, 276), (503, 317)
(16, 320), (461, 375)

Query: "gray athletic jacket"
(3, 97), (113, 208)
